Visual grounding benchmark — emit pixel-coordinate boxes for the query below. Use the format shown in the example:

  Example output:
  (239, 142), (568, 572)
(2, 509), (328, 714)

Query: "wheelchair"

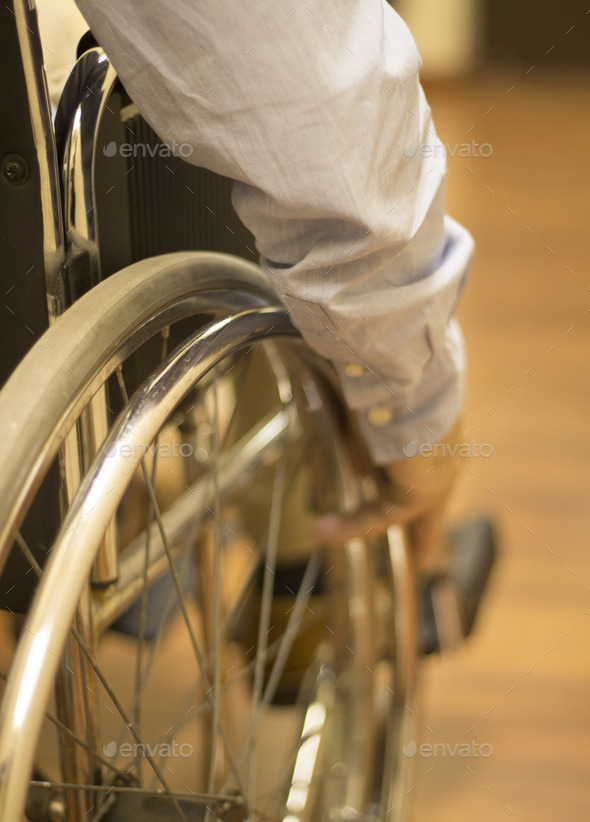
(0, 3), (422, 820)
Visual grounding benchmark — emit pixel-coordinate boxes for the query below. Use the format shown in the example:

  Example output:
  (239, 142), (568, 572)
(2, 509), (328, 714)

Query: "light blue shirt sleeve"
(73, 0), (474, 464)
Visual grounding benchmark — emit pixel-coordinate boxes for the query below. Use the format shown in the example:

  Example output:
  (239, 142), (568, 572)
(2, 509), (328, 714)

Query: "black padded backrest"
(95, 97), (258, 276)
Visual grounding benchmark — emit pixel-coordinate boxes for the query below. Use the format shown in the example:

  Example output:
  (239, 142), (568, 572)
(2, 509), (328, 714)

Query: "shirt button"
(344, 363), (365, 378)
(367, 406), (394, 427)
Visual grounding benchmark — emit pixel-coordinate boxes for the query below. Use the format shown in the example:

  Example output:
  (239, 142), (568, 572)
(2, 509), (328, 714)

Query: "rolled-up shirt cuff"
(350, 320), (465, 464)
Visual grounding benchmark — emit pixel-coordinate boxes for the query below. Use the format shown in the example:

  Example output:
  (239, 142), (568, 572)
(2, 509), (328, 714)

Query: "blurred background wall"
(394, 0), (590, 76)
(395, 0), (482, 76)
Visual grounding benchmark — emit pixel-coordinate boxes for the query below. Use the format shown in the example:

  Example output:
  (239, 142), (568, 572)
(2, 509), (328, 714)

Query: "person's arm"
(73, 0), (473, 563)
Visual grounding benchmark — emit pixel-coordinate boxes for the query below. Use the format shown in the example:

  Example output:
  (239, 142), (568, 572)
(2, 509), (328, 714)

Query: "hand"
(313, 418), (464, 573)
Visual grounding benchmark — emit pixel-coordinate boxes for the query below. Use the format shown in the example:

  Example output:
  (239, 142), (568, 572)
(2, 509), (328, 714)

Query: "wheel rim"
(0, 257), (415, 822)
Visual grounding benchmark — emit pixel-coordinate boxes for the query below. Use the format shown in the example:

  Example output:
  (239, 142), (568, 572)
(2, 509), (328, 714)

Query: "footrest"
(419, 516), (498, 654)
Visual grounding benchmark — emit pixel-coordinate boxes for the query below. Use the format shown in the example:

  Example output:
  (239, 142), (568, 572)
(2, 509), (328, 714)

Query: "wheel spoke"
(29, 779), (243, 805)
(260, 551), (322, 708)
(100, 353), (299, 800)
(130, 421), (245, 796)
(117, 360), (247, 791)
(207, 366), (223, 797)
(14, 527), (189, 822)
(173, 351), (254, 566)
(69, 625), (189, 822)
(73, 608), (100, 806)
(0, 667), (128, 783)
(218, 553), (322, 801)
(116, 356), (167, 784)
(248, 457), (286, 806)
(12, 535), (169, 791)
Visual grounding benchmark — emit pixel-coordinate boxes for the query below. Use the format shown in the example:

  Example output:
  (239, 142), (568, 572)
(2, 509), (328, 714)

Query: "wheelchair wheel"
(0, 252), (417, 822)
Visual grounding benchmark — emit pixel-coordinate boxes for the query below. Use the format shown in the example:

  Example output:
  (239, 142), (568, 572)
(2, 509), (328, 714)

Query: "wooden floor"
(410, 71), (590, 821)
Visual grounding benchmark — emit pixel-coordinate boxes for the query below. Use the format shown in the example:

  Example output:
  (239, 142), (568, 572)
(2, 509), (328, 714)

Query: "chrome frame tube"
(12, 0), (66, 319)
(383, 525), (419, 822)
(59, 50), (117, 283)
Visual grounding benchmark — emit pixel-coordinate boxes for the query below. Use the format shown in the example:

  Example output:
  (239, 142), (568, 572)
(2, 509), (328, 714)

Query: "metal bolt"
(48, 795), (67, 822)
(25, 786), (66, 822)
(215, 792), (248, 822)
(1, 154), (29, 185)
